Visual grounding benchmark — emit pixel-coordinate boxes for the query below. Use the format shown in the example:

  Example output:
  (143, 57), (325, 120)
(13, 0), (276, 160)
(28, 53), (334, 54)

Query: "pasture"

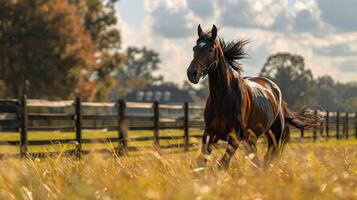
(0, 139), (356, 199)
(1, 99), (357, 199)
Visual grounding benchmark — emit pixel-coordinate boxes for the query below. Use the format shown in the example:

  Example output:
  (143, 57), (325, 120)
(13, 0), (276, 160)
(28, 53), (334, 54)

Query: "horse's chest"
(205, 108), (239, 139)
(211, 117), (230, 131)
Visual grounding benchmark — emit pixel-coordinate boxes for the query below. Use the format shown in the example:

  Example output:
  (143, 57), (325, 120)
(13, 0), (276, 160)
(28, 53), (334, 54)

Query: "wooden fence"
(0, 96), (356, 158)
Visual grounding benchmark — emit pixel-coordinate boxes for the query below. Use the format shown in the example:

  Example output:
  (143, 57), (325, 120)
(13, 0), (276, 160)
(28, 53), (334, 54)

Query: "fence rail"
(0, 96), (356, 158)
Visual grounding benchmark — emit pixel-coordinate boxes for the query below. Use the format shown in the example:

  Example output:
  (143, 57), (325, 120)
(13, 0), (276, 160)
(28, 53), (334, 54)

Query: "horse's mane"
(219, 38), (248, 72)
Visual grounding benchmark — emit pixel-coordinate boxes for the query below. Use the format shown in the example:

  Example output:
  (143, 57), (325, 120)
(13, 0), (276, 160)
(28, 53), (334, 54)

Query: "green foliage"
(315, 76), (339, 111)
(260, 53), (317, 109)
(0, 81), (5, 97)
(70, 0), (125, 100)
(112, 46), (162, 99)
(316, 76), (357, 111)
(0, 0), (96, 99)
(121, 46), (162, 82)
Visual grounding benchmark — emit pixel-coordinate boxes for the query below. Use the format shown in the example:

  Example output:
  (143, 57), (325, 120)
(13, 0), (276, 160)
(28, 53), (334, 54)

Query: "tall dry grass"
(0, 140), (356, 199)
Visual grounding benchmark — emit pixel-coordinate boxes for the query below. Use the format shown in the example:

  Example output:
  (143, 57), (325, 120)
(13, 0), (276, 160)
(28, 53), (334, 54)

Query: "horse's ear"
(211, 24), (217, 40)
(198, 24), (203, 37)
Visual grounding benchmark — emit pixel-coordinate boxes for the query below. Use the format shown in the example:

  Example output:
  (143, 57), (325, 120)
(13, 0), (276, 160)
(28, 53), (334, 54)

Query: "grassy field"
(0, 138), (356, 199)
(0, 130), (204, 153)
(0, 128), (336, 154)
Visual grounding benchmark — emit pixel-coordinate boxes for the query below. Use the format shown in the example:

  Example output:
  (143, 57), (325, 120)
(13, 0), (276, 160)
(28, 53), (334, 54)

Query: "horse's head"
(187, 24), (219, 84)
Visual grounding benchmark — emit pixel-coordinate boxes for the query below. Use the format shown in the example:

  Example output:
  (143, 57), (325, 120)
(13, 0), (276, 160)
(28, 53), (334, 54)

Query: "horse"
(187, 24), (322, 170)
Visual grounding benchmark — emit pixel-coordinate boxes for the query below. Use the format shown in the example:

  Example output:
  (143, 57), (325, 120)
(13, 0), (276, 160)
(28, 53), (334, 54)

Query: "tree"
(260, 53), (317, 108)
(315, 76), (339, 111)
(335, 81), (357, 111)
(111, 46), (162, 99)
(0, 0), (97, 99)
(70, 0), (125, 100)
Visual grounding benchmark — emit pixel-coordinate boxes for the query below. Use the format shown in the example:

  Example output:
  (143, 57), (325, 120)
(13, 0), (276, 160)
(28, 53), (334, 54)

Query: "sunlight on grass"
(0, 140), (356, 199)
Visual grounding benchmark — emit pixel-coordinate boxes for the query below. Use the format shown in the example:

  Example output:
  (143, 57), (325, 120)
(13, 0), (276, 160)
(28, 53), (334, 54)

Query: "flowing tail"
(283, 102), (324, 129)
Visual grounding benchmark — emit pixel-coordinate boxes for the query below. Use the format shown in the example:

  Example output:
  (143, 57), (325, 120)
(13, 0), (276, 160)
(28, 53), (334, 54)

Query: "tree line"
(260, 53), (357, 112)
(0, 0), (161, 100)
(0, 1), (356, 111)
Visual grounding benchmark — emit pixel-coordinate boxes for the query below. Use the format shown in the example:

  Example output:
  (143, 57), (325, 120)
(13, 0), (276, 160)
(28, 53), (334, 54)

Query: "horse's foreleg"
(197, 132), (215, 168)
(218, 136), (239, 170)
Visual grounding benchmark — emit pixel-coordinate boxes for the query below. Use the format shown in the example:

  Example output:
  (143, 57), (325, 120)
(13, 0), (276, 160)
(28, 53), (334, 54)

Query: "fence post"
(336, 112), (340, 139)
(325, 111), (329, 138)
(300, 128), (304, 138)
(312, 110), (317, 141)
(355, 112), (357, 139)
(183, 102), (189, 152)
(345, 112), (349, 139)
(74, 97), (82, 159)
(117, 99), (128, 155)
(20, 95), (28, 157)
(153, 101), (159, 148)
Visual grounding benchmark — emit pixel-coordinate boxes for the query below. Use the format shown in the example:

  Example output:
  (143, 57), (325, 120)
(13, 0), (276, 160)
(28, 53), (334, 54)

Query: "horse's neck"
(208, 53), (245, 113)
(208, 56), (232, 106)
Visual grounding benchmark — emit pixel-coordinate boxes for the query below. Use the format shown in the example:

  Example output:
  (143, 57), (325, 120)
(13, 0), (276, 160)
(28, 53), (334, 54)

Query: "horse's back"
(242, 76), (283, 135)
(244, 76), (282, 105)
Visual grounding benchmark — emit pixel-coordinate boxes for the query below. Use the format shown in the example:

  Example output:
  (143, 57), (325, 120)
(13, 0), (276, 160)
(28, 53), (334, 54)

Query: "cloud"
(160, 39), (192, 82)
(338, 60), (357, 72)
(220, 0), (285, 29)
(144, 0), (191, 39)
(187, 0), (214, 18)
(313, 43), (357, 57)
(317, 0), (357, 31)
(293, 9), (319, 32)
(115, 13), (136, 48)
(218, 0), (321, 33)
(150, 5), (191, 38)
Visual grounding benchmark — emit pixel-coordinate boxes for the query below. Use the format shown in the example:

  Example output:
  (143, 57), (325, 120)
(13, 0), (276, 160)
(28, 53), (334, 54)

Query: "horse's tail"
(283, 102), (324, 129)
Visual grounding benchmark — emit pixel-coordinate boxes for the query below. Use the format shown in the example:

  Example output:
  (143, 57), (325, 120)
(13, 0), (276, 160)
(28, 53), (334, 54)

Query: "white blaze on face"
(198, 42), (207, 49)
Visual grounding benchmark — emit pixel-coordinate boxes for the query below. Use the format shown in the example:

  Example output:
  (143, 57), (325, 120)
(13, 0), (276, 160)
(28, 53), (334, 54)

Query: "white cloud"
(317, 0), (357, 31)
(187, 0), (214, 18)
(160, 40), (191, 81)
(115, 14), (135, 48)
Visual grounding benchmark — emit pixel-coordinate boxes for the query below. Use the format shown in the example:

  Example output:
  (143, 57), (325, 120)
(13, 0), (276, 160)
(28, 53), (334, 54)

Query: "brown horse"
(187, 24), (322, 170)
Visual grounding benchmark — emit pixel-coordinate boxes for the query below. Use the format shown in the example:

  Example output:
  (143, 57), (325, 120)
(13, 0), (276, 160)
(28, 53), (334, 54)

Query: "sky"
(115, 0), (357, 85)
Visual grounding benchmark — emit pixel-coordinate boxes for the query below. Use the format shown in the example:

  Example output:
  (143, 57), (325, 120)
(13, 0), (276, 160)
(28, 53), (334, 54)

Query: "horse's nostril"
(187, 69), (199, 83)
(191, 70), (197, 78)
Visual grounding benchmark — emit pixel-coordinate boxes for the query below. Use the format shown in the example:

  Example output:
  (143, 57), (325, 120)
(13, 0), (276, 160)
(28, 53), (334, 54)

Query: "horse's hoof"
(196, 156), (208, 169)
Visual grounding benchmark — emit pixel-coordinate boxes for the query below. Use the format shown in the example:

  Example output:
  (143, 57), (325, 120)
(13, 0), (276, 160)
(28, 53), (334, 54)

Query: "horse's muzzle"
(187, 68), (200, 84)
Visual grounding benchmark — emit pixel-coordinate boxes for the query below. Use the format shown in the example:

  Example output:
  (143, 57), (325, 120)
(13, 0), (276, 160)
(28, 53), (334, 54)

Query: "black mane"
(220, 38), (248, 72)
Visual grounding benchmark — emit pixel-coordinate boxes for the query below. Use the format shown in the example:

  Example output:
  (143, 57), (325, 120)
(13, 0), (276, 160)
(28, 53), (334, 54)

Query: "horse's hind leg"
(242, 132), (260, 169)
(264, 112), (287, 167)
(197, 132), (216, 168)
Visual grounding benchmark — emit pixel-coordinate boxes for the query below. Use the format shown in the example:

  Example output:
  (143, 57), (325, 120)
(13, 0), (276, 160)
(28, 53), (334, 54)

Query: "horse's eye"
(209, 48), (213, 52)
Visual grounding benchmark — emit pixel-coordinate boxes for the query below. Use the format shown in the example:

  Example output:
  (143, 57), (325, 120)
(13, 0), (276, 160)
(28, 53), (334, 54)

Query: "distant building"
(124, 85), (204, 104)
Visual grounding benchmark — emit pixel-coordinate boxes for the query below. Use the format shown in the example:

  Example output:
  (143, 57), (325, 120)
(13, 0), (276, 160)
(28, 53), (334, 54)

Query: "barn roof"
(124, 85), (204, 104)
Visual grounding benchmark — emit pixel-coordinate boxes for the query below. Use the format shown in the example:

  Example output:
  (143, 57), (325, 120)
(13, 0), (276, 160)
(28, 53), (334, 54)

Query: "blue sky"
(115, 0), (357, 85)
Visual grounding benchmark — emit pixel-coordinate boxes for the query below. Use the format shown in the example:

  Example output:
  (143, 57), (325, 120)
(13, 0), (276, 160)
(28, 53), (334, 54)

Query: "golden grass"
(0, 139), (356, 199)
